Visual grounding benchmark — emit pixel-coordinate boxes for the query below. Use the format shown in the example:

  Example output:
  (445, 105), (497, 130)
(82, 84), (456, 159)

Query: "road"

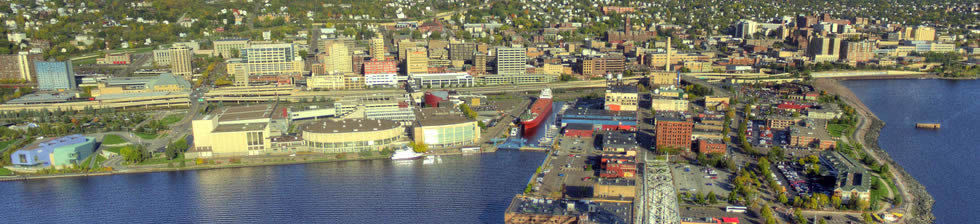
(681, 74), (730, 97)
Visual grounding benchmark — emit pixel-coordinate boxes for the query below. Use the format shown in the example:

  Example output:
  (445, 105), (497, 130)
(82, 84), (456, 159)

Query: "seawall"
(863, 118), (935, 224)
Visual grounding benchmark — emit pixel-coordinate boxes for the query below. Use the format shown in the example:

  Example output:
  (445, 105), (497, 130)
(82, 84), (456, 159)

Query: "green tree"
(707, 191), (717, 204)
(831, 195), (842, 209)
(408, 141), (428, 153)
(863, 212), (874, 223)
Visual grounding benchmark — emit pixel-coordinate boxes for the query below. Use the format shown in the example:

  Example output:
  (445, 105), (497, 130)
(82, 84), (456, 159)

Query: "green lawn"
(103, 146), (129, 154)
(102, 134), (128, 145)
(0, 167), (13, 176)
(827, 124), (850, 137)
(138, 155), (190, 165)
(160, 113), (186, 126)
(135, 132), (160, 140)
(0, 139), (16, 150)
(79, 154), (107, 169)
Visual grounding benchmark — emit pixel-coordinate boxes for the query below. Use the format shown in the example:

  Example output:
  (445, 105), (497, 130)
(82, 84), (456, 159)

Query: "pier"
(915, 123), (941, 129)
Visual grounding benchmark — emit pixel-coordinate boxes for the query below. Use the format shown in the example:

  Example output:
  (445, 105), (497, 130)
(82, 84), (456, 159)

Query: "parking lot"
(530, 136), (598, 198)
(671, 163), (733, 197)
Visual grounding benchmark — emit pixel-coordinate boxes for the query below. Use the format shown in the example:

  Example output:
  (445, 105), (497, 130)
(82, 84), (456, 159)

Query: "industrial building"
(9, 134), (96, 169)
(593, 178), (637, 199)
(651, 96), (689, 112)
(604, 84), (639, 112)
(91, 73), (191, 97)
(602, 131), (638, 157)
(560, 108), (638, 131)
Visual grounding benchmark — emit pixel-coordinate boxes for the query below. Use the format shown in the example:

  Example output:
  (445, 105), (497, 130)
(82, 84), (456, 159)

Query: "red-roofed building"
(721, 217), (739, 224)
(599, 157), (636, 178)
(777, 102), (811, 112)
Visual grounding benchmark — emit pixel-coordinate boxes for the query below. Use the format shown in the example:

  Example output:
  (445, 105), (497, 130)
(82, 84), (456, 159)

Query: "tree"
(831, 196), (843, 209)
(165, 143), (178, 160)
(863, 212), (874, 223)
(408, 141), (428, 153)
(769, 146), (784, 161)
(707, 191), (717, 204)
(779, 193), (789, 205)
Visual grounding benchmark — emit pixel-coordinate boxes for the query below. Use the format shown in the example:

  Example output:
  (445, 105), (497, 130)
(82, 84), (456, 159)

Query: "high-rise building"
(324, 42), (351, 74)
(904, 26), (935, 41)
(153, 49), (171, 66)
(807, 37), (842, 60)
(370, 36), (386, 61)
(655, 113), (693, 151)
(405, 47), (428, 74)
(450, 42), (476, 61)
(238, 43), (302, 76)
(398, 40), (419, 60)
(213, 39), (250, 58)
(364, 60), (398, 75)
(472, 53), (488, 76)
(736, 20), (758, 39)
(34, 61), (75, 91)
(169, 44), (193, 80)
(0, 52), (40, 82)
(841, 41), (876, 63)
(495, 47), (525, 76)
(0, 54), (21, 80)
(17, 52), (40, 82)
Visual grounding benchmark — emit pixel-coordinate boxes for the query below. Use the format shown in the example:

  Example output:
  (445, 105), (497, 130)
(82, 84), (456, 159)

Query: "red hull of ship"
(521, 98), (553, 131)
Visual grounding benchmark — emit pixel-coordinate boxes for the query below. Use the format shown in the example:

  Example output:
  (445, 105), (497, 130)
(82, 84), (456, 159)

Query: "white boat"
(391, 147), (423, 160)
(423, 156), (435, 164)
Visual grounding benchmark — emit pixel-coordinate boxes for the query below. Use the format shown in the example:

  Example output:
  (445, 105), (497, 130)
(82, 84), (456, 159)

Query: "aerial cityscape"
(0, 0), (977, 223)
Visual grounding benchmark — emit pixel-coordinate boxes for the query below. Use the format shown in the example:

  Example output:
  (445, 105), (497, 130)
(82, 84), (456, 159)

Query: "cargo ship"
(521, 89), (553, 132)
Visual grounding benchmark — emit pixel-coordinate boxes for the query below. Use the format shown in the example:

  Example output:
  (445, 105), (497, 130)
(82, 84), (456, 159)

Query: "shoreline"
(0, 149), (492, 182)
(816, 79), (936, 224)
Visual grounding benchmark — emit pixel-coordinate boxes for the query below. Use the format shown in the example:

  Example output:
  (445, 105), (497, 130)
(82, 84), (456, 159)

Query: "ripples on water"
(844, 79), (980, 224)
(0, 150), (546, 223)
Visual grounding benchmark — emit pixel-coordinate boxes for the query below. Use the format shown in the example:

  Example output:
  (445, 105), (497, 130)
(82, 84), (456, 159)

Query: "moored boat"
(521, 89), (553, 132)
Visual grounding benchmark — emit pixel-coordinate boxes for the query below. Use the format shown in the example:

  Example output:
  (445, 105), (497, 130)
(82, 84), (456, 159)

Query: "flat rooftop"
(299, 119), (400, 133)
(603, 131), (637, 148)
(597, 178), (636, 186)
(563, 108), (637, 118)
(216, 104), (274, 122)
(6, 92), (74, 104)
(655, 112), (690, 122)
(607, 84), (638, 93)
(213, 123), (267, 133)
(415, 107), (472, 126)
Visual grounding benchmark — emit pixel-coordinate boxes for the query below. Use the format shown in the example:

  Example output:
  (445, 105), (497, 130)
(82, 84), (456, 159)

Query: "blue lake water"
(0, 150), (546, 223)
(844, 79), (980, 224)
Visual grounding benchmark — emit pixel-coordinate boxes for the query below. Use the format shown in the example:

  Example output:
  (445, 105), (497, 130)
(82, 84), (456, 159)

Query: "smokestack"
(625, 16), (631, 36)
(666, 37), (672, 72)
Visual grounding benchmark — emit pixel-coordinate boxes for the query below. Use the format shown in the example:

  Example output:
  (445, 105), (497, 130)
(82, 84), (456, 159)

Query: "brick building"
(655, 112), (694, 151)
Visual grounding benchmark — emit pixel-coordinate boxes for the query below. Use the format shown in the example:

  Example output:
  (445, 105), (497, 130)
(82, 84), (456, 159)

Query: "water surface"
(844, 79), (980, 224)
(1, 150), (546, 223)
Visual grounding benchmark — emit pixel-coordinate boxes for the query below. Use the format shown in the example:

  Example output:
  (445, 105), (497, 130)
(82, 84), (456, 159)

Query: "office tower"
(34, 61), (75, 91)
(370, 36), (385, 61)
(405, 47), (428, 74)
(495, 47), (525, 76)
(169, 44), (193, 80)
(324, 42), (352, 74)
